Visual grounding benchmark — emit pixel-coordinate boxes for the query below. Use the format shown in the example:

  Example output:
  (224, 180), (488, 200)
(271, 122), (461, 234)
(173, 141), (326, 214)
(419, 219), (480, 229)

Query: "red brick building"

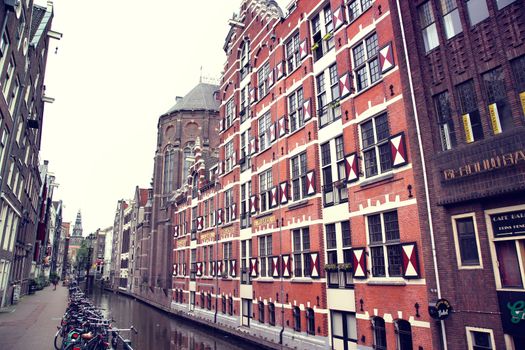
(168, 0), (436, 349)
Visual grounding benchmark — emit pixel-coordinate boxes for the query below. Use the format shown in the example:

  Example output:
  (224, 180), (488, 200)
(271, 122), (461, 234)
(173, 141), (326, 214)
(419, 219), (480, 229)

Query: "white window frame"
(317, 64), (341, 127)
(259, 169), (272, 212)
(257, 61), (270, 98)
(451, 213), (483, 269)
(292, 227), (311, 278)
(310, 4), (335, 62)
(366, 211), (403, 278)
(225, 98), (235, 129)
(465, 326), (495, 350)
(285, 32), (300, 73)
(419, 1), (440, 53)
(352, 32), (380, 92)
(224, 140), (234, 173)
(347, 0), (374, 22)
(359, 113), (392, 178)
(258, 112), (272, 152)
(240, 129), (251, 171)
(3, 56), (15, 101)
(440, 0), (463, 40)
(288, 87), (304, 133)
(259, 235), (272, 278)
(290, 152), (307, 201)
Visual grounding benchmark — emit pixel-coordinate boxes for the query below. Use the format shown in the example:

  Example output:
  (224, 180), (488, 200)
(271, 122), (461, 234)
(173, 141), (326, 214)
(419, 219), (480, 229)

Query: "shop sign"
(428, 298), (452, 320)
(490, 210), (525, 238)
(442, 149), (525, 181)
(498, 291), (525, 336)
(253, 215), (275, 227)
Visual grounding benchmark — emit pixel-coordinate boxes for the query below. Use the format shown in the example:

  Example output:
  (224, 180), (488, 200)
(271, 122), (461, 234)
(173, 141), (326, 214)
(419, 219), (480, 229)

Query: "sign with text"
(498, 291), (525, 336)
(429, 299), (452, 320)
(490, 210), (525, 238)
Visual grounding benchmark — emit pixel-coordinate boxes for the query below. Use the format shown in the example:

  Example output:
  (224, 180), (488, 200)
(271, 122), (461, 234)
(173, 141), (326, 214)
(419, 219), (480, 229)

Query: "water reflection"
(89, 289), (259, 350)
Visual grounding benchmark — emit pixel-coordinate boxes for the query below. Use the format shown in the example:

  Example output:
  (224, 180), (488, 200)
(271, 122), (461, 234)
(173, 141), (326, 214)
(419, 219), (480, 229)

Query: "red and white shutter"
(352, 248), (367, 279)
(339, 72), (352, 98)
(303, 99), (312, 121)
(270, 186), (278, 208)
(196, 262), (202, 277)
(402, 243), (420, 278)
(278, 117), (287, 137)
(249, 137), (258, 155)
(345, 153), (359, 183)
(268, 68), (275, 87)
(218, 161), (224, 175)
(197, 216), (203, 231)
(173, 264), (178, 276)
(280, 181), (289, 204)
(379, 42), (395, 74)
(332, 6), (345, 30)
(174, 225), (179, 238)
(183, 263), (187, 276)
(249, 87), (257, 104)
(211, 261), (216, 277)
(272, 256), (280, 278)
(232, 150), (237, 166)
(269, 122), (277, 142)
(250, 258), (258, 277)
(299, 39), (308, 60)
(217, 208), (223, 225)
(390, 133), (408, 167)
(281, 255), (291, 278)
(231, 203), (237, 221)
(306, 171), (316, 195)
(250, 195), (258, 214)
(219, 118), (225, 132)
(276, 61), (285, 80)
(230, 259), (237, 277)
(310, 252), (320, 278)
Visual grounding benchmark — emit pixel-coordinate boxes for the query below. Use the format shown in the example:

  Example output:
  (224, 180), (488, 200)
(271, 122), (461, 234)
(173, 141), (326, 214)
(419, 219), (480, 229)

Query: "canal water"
(89, 289), (263, 350)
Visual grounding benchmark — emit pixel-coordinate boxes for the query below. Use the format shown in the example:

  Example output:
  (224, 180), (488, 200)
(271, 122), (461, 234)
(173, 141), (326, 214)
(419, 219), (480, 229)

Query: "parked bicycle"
(54, 283), (137, 350)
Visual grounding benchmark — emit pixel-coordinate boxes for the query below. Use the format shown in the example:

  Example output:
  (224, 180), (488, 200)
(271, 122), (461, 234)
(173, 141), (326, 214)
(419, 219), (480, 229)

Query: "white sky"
(38, 0), (288, 235)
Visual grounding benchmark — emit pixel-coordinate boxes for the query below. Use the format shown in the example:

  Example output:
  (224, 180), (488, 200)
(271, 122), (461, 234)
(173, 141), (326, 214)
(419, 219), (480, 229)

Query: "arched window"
(240, 40), (250, 77)
(293, 306), (301, 331)
(163, 147), (175, 193)
(258, 301), (265, 323)
(192, 173), (199, 198)
(396, 319), (413, 350)
(306, 308), (315, 335)
(183, 143), (195, 182)
(373, 317), (387, 350)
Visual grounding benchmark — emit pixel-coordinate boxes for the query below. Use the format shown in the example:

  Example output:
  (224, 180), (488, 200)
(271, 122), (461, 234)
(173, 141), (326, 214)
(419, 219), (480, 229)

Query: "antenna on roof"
(199, 66), (203, 83)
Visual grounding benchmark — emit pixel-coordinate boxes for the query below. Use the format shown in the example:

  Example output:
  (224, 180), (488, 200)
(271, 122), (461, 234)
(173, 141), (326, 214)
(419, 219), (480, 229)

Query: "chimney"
(175, 96), (183, 103)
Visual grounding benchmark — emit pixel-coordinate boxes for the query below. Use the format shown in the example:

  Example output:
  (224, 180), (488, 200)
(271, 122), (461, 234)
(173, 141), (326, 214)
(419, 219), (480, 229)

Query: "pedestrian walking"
(50, 272), (60, 291)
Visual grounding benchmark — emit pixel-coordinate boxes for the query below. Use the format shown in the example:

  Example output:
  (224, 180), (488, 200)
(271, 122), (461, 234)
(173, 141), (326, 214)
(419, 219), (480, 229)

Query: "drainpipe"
(394, 0), (448, 349)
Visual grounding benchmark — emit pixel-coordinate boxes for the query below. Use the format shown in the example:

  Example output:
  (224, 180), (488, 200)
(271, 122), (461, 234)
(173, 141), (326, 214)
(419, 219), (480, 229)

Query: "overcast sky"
(38, 0), (289, 235)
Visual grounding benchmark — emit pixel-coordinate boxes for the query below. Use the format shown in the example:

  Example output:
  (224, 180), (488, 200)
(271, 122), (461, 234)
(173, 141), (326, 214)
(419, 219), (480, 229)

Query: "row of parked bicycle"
(54, 284), (137, 350)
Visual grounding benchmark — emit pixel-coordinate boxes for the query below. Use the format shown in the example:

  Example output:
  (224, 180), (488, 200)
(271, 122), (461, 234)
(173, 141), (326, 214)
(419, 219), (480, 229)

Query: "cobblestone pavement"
(0, 285), (67, 349)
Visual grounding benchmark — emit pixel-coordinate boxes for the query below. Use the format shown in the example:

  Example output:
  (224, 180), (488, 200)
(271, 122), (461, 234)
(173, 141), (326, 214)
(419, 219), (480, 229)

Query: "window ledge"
(366, 278), (406, 286)
(291, 277), (313, 283)
(254, 211), (274, 220)
(256, 277), (274, 283)
(359, 172), (394, 188)
(287, 199), (309, 210)
(221, 222), (234, 229)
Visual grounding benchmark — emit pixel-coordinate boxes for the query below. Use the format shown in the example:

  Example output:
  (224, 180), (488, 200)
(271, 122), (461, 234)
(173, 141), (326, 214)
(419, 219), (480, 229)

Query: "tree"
(74, 241), (89, 271)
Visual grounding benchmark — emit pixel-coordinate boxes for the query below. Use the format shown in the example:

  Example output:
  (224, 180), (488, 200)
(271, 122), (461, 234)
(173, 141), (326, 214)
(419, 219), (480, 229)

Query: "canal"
(89, 289), (264, 350)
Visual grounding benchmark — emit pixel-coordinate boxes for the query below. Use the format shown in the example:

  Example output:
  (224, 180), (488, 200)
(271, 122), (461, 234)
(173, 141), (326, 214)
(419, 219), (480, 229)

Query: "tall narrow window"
(434, 91), (457, 151)
(373, 317), (387, 350)
(258, 301), (265, 323)
(268, 303), (276, 326)
(183, 144), (194, 181)
(317, 64), (341, 127)
(466, 0), (489, 26)
(285, 32), (300, 72)
(288, 88), (304, 132)
(452, 215), (481, 267)
(259, 235), (272, 277)
(419, 2), (439, 53)
(293, 306), (301, 331)
(396, 320), (413, 350)
(457, 80), (483, 143)
(290, 152), (307, 201)
(225, 98), (235, 129)
(511, 56), (525, 113)
(467, 329), (494, 350)
(483, 67), (513, 133)
(368, 211), (402, 277)
(293, 227), (311, 277)
(2, 57), (14, 100)
(306, 308), (315, 335)
(360, 113), (391, 178)
(259, 169), (272, 212)
(440, 0), (462, 39)
(257, 62), (271, 98)
(353, 33), (380, 92)
(311, 5), (335, 61)
(258, 112), (272, 152)
(225, 140), (234, 173)
(240, 41), (250, 79)
(0, 30), (10, 72)
(240, 129), (251, 172)
(163, 148), (175, 193)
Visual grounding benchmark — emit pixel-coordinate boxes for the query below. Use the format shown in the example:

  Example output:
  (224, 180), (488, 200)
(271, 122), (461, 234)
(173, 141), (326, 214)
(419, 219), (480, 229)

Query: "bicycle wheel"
(54, 329), (63, 350)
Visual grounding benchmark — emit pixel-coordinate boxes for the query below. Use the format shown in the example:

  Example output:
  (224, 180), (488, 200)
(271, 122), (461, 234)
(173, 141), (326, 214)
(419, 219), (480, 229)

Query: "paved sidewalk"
(0, 285), (68, 349)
